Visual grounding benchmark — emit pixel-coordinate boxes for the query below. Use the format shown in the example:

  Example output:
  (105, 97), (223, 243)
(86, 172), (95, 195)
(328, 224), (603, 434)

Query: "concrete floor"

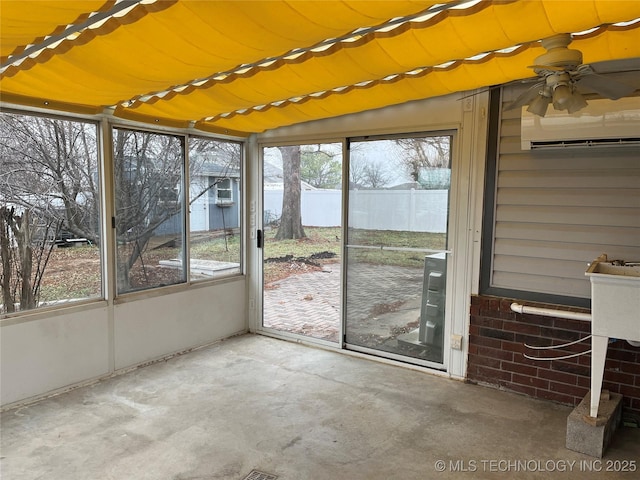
(1, 334), (639, 480)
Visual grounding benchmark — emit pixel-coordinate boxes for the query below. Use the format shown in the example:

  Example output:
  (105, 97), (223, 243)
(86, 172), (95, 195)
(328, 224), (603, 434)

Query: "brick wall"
(467, 295), (640, 419)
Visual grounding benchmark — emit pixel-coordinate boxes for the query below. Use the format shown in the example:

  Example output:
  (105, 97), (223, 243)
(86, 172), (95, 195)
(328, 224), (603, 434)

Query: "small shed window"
(216, 178), (233, 204)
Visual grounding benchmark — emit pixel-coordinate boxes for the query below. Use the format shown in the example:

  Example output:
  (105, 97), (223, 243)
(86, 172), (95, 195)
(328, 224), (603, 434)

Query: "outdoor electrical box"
(418, 253), (447, 347)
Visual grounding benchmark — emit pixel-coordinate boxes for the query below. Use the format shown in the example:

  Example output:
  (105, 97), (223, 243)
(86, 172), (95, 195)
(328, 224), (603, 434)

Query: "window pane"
(0, 112), (102, 314)
(262, 143), (342, 342)
(345, 136), (451, 364)
(113, 128), (186, 294)
(216, 178), (232, 202)
(188, 137), (241, 280)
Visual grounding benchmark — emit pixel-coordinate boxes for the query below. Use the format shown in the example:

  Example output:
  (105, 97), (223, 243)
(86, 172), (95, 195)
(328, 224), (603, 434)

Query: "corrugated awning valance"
(1, 0), (639, 136)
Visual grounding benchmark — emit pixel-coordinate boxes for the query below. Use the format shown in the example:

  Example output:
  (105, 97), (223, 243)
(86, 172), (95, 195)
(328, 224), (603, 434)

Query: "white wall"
(1, 278), (246, 406)
(114, 280), (246, 369)
(0, 304), (110, 405)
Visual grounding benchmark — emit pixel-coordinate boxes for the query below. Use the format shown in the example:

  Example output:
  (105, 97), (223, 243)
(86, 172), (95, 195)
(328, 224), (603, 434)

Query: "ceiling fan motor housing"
(534, 33), (583, 72)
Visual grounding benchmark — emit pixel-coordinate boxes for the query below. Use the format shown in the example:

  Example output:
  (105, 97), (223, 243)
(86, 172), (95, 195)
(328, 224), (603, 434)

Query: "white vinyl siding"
(489, 88), (640, 301)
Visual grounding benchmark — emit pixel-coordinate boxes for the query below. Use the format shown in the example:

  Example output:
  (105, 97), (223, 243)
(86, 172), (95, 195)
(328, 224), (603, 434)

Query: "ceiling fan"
(507, 33), (636, 117)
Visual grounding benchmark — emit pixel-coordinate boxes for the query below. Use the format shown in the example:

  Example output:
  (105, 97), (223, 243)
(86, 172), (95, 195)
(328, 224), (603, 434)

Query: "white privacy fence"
(264, 189), (448, 233)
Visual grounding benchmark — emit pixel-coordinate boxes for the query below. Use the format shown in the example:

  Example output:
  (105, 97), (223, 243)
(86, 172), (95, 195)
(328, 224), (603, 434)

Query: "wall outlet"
(451, 334), (463, 350)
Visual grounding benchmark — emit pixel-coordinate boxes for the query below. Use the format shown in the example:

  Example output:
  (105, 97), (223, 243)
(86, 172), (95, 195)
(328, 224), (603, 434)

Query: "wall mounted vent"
(521, 97), (640, 150)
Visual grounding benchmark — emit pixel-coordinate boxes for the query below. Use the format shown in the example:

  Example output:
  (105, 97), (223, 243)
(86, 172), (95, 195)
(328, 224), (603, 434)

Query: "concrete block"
(566, 390), (623, 458)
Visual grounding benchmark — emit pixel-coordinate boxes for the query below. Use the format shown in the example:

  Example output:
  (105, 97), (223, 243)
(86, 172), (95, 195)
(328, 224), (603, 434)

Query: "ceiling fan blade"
(589, 58), (640, 74)
(505, 81), (545, 110)
(577, 74), (636, 100)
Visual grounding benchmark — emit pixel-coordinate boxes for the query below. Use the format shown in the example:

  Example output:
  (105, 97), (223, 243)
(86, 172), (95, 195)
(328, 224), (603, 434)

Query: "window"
(0, 112), (102, 314)
(188, 137), (241, 280)
(1, 118), (242, 312)
(215, 178), (233, 204)
(113, 128), (186, 294)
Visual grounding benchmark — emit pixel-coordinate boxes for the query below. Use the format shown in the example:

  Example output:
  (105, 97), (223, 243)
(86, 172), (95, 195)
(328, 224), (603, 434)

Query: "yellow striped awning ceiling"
(1, 0), (639, 136)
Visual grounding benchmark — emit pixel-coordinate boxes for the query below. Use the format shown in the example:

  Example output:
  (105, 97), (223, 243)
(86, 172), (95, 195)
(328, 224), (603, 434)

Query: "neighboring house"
(156, 156), (241, 236)
(190, 158), (241, 232)
(263, 159), (317, 191)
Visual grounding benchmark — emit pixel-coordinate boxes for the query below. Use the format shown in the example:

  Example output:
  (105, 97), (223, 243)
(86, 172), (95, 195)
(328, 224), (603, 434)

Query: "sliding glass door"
(345, 134), (452, 366)
(261, 143), (342, 343)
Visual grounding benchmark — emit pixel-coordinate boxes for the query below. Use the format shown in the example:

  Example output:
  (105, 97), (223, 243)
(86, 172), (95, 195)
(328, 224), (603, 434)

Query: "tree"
(363, 161), (391, 188)
(1, 113), (99, 312)
(349, 152), (390, 188)
(300, 144), (341, 189)
(0, 113), (100, 243)
(275, 145), (306, 240)
(0, 206), (56, 313)
(394, 136), (450, 182)
(112, 128), (186, 290)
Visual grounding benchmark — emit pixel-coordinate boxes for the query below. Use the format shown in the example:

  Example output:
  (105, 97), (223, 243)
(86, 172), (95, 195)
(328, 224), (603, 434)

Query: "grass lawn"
(263, 226), (446, 281)
(263, 226), (341, 259)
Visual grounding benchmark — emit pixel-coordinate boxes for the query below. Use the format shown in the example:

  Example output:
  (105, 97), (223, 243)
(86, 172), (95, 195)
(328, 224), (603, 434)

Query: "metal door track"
(241, 470), (278, 480)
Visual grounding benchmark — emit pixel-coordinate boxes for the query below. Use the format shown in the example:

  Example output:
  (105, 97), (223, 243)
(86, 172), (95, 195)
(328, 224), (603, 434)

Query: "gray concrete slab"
(2, 334), (639, 480)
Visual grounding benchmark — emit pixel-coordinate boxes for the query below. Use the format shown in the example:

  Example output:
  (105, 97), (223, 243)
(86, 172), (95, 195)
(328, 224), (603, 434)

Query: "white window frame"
(215, 178), (234, 205)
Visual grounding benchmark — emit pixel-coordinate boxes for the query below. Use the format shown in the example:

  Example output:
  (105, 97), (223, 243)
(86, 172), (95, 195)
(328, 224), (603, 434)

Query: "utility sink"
(585, 255), (640, 418)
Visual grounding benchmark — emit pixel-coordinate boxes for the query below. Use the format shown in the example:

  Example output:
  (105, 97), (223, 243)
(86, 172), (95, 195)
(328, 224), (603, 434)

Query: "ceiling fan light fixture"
(552, 83), (573, 110)
(567, 90), (588, 114)
(527, 93), (551, 117)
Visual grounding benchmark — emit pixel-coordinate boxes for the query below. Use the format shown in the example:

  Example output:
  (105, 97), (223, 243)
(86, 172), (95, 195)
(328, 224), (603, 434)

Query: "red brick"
(469, 295), (640, 417)
(602, 381), (621, 394)
(514, 334), (551, 349)
(549, 381), (588, 398)
(476, 365), (512, 382)
(551, 360), (590, 377)
(540, 327), (582, 342)
(513, 352), (544, 367)
(536, 389), (575, 406)
(501, 361), (537, 377)
(502, 340), (527, 354)
(619, 360), (640, 376)
(468, 354), (501, 369)
(473, 316), (504, 329)
(606, 348), (638, 363)
(480, 327), (515, 342)
(516, 314), (555, 327)
(577, 376), (590, 388)
(553, 317), (591, 333)
(506, 383), (537, 397)
(513, 374), (549, 390)
(477, 345), (513, 362)
(469, 334), (502, 349)
(604, 358), (622, 371)
(502, 321), (541, 336)
(538, 368), (577, 385)
(619, 384), (640, 400)
(603, 370), (636, 386)
(488, 298), (500, 312)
